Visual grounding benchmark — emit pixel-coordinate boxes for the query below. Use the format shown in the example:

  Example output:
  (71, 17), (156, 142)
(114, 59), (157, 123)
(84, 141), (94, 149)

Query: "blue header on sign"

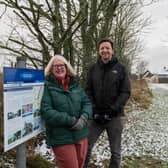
(3, 67), (45, 84)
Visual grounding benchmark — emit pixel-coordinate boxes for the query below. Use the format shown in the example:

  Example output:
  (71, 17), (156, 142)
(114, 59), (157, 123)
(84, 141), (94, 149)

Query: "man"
(84, 38), (131, 168)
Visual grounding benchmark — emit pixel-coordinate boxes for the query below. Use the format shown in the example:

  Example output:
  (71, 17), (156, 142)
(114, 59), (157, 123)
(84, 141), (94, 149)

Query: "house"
(142, 69), (168, 83)
(141, 70), (158, 83)
(155, 68), (168, 83)
(157, 73), (168, 83)
(142, 70), (153, 79)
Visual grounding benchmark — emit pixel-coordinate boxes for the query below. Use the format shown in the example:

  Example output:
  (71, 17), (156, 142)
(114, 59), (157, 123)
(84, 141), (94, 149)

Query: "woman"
(40, 55), (92, 168)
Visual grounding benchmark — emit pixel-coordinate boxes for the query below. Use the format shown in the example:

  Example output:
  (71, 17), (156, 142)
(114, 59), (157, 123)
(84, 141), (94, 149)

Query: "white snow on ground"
(35, 139), (55, 161)
(36, 83), (168, 167)
(149, 83), (168, 90)
(122, 87), (168, 161)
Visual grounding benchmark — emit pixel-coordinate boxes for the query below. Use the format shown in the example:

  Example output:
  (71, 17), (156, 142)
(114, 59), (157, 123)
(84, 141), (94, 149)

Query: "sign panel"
(3, 67), (45, 152)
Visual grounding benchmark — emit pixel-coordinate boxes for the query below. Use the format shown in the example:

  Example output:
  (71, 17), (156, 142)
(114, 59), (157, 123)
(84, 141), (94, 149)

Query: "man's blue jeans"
(84, 116), (125, 168)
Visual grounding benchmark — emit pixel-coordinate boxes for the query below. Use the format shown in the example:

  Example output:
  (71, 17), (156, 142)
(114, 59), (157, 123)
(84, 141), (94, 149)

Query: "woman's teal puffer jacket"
(40, 75), (92, 147)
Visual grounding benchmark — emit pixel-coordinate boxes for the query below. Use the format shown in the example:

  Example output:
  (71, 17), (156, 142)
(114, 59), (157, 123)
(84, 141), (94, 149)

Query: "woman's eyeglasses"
(52, 64), (65, 68)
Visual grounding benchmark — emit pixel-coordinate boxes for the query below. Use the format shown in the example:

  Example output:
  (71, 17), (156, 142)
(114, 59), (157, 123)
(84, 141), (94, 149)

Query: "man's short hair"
(98, 38), (114, 49)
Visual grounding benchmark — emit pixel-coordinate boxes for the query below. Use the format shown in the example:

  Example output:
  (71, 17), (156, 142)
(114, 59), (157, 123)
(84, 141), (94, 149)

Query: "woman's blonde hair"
(45, 55), (76, 77)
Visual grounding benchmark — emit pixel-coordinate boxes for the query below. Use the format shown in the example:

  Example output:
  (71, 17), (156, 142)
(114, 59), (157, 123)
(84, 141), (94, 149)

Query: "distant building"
(142, 70), (153, 79)
(156, 67), (168, 83)
(141, 70), (157, 83)
(157, 74), (168, 83)
(131, 69), (168, 83)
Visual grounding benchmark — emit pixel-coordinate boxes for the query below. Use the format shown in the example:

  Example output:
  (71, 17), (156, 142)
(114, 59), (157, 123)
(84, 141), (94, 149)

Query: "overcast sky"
(140, 0), (168, 73)
(0, 1), (168, 73)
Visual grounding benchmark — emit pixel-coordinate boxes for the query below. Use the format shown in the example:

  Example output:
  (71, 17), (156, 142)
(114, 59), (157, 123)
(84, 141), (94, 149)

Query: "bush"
(27, 154), (55, 168)
(126, 79), (153, 112)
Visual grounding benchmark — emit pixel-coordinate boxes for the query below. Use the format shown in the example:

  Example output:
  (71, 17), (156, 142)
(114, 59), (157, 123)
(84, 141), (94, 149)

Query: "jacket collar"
(97, 56), (118, 68)
(46, 74), (79, 89)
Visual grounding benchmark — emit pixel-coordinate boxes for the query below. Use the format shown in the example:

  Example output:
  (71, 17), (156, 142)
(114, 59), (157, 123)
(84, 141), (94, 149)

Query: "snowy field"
(35, 83), (168, 167)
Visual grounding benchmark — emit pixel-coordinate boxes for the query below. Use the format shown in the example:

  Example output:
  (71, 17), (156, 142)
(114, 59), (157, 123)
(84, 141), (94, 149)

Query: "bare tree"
(0, 0), (121, 81)
(0, 0), (85, 68)
(78, 0), (120, 82)
(0, 0), (157, 81)
(136, 59), (148, 78)
(138, 0), (159, 6)
(111, 0), (151, 73)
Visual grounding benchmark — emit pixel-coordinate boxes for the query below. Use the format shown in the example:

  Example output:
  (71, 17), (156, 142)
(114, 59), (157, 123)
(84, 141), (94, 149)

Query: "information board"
(3, 67), (44, 152)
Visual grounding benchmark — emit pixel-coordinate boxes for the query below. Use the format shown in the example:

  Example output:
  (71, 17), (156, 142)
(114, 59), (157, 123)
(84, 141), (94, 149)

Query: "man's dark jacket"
(85, 56), (131, 117)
